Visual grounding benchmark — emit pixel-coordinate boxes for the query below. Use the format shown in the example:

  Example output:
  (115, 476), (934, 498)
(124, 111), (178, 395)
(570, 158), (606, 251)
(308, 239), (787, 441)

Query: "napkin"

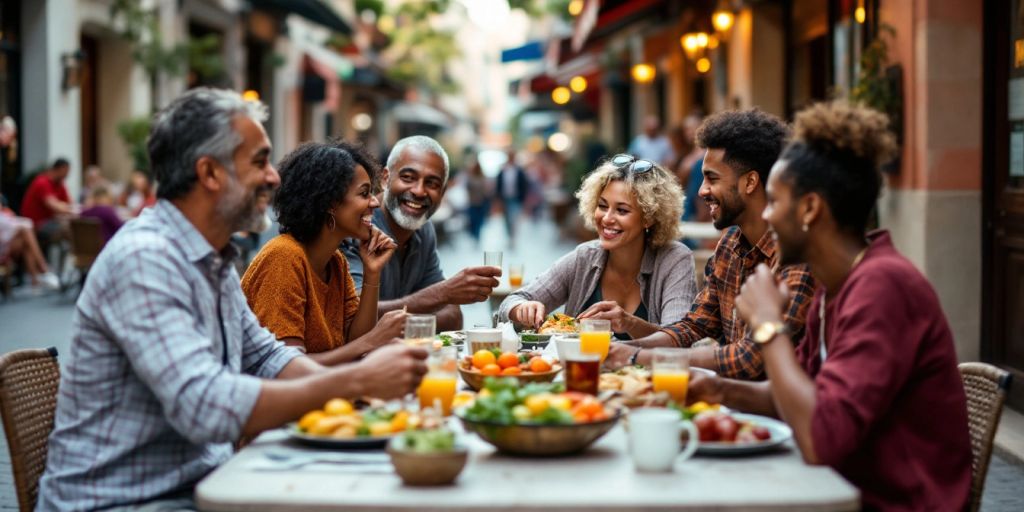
(497, 321), (521, 353)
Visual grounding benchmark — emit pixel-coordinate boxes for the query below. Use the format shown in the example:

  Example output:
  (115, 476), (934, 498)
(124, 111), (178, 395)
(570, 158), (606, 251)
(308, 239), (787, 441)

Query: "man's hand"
(686, 372), (724, 405)
(577, 301), (633, 333)
(442, 266), (501, 304)
(735, 263), (789, 327)
(354, 344), (428, 399)
(359, 226), (398, 275)
(361, 310), (407, 350)
(509, 301), (545, 328)
(604, 342), (639, 370)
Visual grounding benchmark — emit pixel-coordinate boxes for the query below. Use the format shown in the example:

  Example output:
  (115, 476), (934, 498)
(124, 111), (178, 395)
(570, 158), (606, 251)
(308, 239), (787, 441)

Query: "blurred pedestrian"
(20, 157), (76, 249)
(628, 115), (674, 168)
(463, 157), (490, 243)
(494, 148), (529, 248)
(120, 169), (157, 216)
(80, 165), (109, 206)
(0, 209), (60, 291)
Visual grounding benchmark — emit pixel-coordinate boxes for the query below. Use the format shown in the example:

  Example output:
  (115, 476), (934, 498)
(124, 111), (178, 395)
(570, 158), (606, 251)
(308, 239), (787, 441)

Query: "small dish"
(387, 437), (468, 486)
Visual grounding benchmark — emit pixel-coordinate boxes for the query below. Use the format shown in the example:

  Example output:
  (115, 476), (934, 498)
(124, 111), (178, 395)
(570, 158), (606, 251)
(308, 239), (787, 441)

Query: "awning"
(391, 102), (450, 127)
(249, 0), (351, 35)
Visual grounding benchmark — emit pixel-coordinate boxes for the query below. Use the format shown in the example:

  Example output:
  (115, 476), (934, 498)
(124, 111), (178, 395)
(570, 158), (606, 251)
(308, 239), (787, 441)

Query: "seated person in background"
(79, 186), (124, 243)
(497, 156), (697, 340)
(120, 169), (158, 217)
(605, 109), (816, 379)
(79, 165), (108, 206)
(20, 157), (76, 247)
(689, 101), (971, 510)
(37, 88), (427, 510)
(0, 209), (60, 290)
(342, 136), (500, 332)
(243, 140), (405, 365)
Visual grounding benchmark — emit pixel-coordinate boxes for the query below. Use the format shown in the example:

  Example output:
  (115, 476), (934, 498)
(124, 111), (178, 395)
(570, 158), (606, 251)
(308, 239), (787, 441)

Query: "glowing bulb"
(707, 35), (720, 49)
(631, 63), (656, 83)
(352, 113), (373, 131)
(568, 0), (584, 16)
(713, 11), (734, 32)
(696, 32), (709, 48)
(855, 6), (866, 23)
(696, 58), (711, 73)
(242, 89), (260, 101)
(547, 132), (571, 152)
(551, 86), (571, 105)
(569, 76), (588, 93)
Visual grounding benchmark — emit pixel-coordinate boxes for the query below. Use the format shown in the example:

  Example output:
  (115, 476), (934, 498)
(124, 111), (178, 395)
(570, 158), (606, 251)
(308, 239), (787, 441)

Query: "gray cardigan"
(497, 240), (698, 327)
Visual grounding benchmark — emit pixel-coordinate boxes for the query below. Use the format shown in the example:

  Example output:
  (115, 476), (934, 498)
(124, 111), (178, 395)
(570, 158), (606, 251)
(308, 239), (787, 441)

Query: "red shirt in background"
(21, 173), (71, 227)
(797, 231), (971, 511)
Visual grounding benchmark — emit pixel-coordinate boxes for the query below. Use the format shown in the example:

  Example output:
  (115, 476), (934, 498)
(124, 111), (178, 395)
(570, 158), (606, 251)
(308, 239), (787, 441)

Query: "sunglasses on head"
(611, 154), (655, 174)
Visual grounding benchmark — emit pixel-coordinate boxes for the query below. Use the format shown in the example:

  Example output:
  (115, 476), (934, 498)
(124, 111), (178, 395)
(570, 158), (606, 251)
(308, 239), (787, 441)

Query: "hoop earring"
(327, 214), (337, 232)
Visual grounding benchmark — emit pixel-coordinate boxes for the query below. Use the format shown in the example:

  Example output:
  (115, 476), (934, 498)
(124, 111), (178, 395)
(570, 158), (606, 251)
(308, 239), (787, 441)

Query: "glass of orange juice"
(508, 263), (524, 288)
(651, 348), (690, 404)
(418, 346), (458, 415)
(580, 318), (612, 365)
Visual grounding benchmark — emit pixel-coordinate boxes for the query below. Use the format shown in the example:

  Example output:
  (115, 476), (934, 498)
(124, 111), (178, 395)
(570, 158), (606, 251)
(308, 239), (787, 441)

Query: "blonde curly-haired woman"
(497, 155), (697, 340)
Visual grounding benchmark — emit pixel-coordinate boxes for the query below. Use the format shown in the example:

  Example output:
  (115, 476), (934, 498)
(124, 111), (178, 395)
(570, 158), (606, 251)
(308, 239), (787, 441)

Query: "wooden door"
(984, 0), (1024, 409)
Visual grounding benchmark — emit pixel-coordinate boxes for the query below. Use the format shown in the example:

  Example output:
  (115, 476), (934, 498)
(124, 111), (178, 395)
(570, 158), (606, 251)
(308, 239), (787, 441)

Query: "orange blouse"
(241, 234), (360, 353)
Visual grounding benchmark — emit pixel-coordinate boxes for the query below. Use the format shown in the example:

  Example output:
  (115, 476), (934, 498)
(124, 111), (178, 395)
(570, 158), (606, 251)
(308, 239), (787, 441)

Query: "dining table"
(195, 419), (859, 511)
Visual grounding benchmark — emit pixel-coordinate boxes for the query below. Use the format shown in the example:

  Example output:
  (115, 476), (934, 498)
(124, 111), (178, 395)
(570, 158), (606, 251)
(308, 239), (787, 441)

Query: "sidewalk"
(0, 214), (1022, 509)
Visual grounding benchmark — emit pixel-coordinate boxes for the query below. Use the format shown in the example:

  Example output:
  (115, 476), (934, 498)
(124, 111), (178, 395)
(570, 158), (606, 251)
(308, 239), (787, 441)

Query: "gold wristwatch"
(752, 321), (789, 344)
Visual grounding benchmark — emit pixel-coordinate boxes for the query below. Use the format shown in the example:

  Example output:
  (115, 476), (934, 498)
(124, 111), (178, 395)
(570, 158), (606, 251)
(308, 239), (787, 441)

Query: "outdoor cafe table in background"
(196, 425), (859, 511)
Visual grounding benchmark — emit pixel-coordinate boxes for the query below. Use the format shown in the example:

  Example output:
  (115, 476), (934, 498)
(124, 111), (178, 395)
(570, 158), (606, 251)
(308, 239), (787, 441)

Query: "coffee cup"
(466, 328), (502, 354)
(627, 408), (698, 472)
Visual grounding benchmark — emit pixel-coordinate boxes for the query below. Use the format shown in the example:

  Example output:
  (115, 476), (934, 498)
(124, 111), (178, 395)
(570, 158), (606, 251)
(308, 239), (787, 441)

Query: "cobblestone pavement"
(1, 214), (1022, 510)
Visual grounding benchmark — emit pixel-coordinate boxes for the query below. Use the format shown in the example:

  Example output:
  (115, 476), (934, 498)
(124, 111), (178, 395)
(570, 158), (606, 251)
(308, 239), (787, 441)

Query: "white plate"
(695, 412), (792, 456)
(287, 423), (391, 450)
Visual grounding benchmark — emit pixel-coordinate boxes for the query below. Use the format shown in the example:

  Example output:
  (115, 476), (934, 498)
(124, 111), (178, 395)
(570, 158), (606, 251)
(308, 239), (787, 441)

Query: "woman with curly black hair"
(242, 140), (405, 365)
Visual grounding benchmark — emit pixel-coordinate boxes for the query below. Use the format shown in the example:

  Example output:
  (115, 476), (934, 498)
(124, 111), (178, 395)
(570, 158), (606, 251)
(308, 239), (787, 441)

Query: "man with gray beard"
(342, 136), (500, 331)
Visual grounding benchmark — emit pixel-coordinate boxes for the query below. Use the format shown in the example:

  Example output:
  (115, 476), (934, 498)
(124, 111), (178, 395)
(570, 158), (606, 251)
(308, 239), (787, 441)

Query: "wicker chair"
(959, 362), (1013, 512)
(0, 347), (60, 511)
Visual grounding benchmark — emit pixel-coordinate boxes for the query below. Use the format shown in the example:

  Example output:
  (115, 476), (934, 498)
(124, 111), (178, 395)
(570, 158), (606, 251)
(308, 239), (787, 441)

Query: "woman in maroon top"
(689, 101), (971, 511)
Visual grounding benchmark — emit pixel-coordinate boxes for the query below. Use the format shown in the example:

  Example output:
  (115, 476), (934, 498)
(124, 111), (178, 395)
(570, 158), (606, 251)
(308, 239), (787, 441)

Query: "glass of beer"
(404, 314), (436, 348)
(508, 263), (524, 288)
(565, 353), (601, 395)
(651, 348), (690, 404)
(580, 318), (612, 365)
(418, 346), (458, 415)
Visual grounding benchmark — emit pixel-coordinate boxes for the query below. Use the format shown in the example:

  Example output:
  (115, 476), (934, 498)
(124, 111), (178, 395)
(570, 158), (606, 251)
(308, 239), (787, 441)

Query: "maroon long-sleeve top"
(797, 231), (971, 511)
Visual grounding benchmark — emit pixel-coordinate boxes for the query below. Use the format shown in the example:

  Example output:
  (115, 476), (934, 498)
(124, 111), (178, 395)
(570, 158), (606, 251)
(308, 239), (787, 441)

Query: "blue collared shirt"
(37, 200), (301, 510)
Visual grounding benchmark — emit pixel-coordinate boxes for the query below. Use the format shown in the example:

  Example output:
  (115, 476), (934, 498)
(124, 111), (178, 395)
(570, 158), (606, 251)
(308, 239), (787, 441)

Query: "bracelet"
(363, 282), (380, 289)
(628, 347), (642, 366)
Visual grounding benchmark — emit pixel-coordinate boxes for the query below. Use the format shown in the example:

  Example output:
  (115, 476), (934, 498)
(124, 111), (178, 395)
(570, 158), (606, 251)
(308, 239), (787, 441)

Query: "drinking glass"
(418, 346), (458, 415)
(565, 353), (601, 395)
(484, 251), (503, 269)
(651, 348), (690, 404)
(508, 263), (524, 288)
(579, 318), (612, 364)
(404, 314), (436, 348)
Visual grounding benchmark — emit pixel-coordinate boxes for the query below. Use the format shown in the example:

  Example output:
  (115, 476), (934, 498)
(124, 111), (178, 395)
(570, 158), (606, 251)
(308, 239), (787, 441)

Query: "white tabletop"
(196, 424), (858, 511)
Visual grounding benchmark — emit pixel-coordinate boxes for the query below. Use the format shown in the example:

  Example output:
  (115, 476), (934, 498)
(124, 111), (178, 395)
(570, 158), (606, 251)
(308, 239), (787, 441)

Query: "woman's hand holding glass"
(576, 300), (633, 333)
(510, 301), (546, 328)
(359, 226), (398, 274)
(360, 309), (408, 350)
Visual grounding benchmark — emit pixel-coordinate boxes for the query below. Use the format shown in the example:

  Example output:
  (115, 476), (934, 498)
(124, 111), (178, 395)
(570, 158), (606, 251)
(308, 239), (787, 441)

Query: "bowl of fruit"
(458, 349), (561, 392)
(456, 378), (621, 457)
(387, 428), (468, 486)
(679, 402), (792, 455)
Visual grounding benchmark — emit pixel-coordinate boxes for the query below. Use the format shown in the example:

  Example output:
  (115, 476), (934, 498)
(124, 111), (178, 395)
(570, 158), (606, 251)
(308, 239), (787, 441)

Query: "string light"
(551, 86), (571, 105)
(569, 76), (588, 93)
(631, 63), (656, 83)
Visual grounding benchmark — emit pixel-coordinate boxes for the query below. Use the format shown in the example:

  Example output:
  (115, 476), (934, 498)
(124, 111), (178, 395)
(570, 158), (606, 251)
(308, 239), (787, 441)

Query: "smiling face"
(216, 115), (279, 233)
(331, 164), (380, 240)
(699, 148), (750, 230)
(383, 146), (446, 231)
(763, 160), (807, 266)
(593, 180), (649, 252)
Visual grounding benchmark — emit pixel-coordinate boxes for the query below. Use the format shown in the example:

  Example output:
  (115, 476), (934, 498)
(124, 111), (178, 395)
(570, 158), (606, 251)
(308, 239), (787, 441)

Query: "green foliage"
(850, 24), (901, 136)
(381, 1), (460, 94)
(355, 0), (385, 18)
(117, 117), (151, 173)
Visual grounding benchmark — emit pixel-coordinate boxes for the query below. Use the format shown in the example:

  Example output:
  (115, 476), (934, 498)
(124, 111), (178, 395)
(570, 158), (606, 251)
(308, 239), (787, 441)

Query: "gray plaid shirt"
(37, 200), (301, 511)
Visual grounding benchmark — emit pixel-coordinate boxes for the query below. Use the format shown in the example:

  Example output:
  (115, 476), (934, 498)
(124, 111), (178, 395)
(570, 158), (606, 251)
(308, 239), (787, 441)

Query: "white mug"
(466, 328), (502, 354)
(627, 408), (699, 472)
(554, 335), (582, 361)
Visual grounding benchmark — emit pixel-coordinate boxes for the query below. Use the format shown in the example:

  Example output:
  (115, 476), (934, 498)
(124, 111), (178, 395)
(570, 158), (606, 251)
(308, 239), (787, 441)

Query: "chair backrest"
(0, 347), (60, 512)
(68, 217), (104, 268)
(959, 362), (1013, 512)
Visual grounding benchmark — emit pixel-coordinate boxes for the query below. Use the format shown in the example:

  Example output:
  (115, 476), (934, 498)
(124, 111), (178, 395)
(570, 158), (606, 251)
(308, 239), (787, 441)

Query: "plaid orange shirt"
(661, 226), (816, 380)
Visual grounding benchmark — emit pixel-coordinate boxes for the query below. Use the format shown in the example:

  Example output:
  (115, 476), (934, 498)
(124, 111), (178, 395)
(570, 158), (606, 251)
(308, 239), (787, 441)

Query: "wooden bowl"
(457, 366), (561, 391)
(387, 439), (468, 486)
(457, 409), (622, 457)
